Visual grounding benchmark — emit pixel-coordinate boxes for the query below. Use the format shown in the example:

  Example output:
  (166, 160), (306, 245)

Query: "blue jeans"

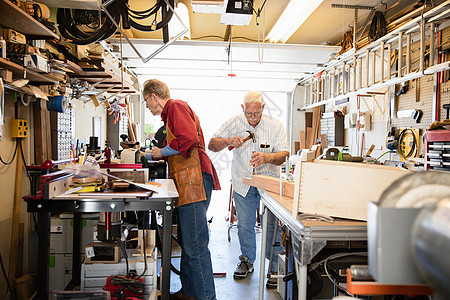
(177, 172), (216, 300)
(233, 187), (283, 272)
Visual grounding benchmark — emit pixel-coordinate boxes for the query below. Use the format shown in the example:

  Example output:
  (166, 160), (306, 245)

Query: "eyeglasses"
(244, 111), (262, 118)
(142, 95), (150, 104)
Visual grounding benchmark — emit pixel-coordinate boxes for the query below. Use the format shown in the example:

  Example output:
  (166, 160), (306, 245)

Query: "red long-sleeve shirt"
(161, 99), (221, 190)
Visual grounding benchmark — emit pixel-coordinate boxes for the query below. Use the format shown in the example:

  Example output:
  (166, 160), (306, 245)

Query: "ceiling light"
(191, 0), (226, 14)
(266, 0), (324, 43)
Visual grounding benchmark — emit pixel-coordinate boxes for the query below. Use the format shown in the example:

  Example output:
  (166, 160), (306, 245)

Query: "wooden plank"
(292, 160), (302, 218)
(321, 134), (328, 148)
(310, 106), (321, 146)
(299, 131), (306, 149)
(9, 140), (24, 288)
(33, 105), (52, 164)
(305, 112), (313, 128)
(306, 127), (312, 149)
(297, 160), (409, 220)
(294, 142), (300, 154)
(243, 175), (294, 198)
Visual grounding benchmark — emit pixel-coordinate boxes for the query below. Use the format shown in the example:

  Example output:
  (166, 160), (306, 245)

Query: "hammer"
(228, 130), (256, 150)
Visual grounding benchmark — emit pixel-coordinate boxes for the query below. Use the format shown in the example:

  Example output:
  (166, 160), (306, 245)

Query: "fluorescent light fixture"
(266, 0), (324, 43)
(191, 0), (226, 14)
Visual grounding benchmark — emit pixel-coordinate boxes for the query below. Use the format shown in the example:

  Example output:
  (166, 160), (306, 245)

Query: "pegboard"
(392, 75), (434, 130)
(391, 38), (434, 130)
(439, 25), (450, 121)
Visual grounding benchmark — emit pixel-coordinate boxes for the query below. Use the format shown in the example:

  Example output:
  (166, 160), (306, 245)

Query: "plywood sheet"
(265, 191), (294, 214)
(298, 160), (409, 221)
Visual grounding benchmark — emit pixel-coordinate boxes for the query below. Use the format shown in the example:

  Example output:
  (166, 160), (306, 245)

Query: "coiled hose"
(57, 0), (174, 45)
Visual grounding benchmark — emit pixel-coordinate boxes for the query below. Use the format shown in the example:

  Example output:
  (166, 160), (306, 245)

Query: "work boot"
(266, 272), (278, 289)
(168, 290), (195, 300)
(233, 256), (254, 279)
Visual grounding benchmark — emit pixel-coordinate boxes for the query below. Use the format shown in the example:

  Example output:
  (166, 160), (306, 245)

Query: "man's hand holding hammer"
(209, 130), (256, 152)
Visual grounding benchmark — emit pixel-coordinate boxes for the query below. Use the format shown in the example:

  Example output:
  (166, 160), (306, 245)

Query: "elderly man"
(208, 91), (289, 288)
(142, 79), (220, 300)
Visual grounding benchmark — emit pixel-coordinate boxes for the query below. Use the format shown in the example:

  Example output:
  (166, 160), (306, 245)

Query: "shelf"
(63, 60), (137, 94)
(0, 58), (58, 84)
(0, 0), (59, 39)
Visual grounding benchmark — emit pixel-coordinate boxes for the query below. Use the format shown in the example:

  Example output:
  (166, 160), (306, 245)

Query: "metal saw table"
(24, 176), (178, 300)
(258, 191), (367, 300)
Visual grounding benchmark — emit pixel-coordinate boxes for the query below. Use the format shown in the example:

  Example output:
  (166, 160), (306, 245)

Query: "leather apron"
(166, 119), (206, 207)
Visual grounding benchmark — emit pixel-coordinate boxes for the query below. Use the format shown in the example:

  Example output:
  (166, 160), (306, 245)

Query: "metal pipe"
(398, 32), (403, 78)
(258, 206), (269, 300)
(420, 17), (425, 73)
(304, 83), (308, 105)
(372, 51), (376, 85)
(430, 22), (435, 67)
(387, 43), (392, 79)
(359, 58), (363, 89)
(331, 67), (336, 97)
(342, 62), (346, 94)
(346, 63), (350, 93)
(406, 33), (411, 74)
(354, 8), (358, 52)
(366, 50), (370, 87)
(353, 57), (357, 91)
(380, 41), (385, 82)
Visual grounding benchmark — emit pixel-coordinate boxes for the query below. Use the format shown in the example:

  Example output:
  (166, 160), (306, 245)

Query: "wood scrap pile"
(298, 107), (323, 157)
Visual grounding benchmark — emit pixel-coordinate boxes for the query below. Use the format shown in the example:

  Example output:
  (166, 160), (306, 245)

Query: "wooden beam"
(9, 140), (24, 290)
(243, 175), (294, 198)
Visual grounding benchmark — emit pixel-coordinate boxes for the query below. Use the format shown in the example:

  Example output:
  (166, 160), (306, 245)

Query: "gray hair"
(142, 79), (170, 99)
(243, 91), (264, 105)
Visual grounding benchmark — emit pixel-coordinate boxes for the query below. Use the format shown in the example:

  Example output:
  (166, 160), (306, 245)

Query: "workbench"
(258, 191), (367, 300)
(25, 178), (178, 300)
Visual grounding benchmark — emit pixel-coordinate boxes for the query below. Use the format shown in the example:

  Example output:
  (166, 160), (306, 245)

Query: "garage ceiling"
(107, 0), (440, 93)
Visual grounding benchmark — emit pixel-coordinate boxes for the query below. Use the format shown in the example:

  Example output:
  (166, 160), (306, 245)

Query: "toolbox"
(424, 130), (450, 171)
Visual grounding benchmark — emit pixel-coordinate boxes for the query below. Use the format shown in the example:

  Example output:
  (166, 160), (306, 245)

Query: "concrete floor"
(168, 188), (282, 300)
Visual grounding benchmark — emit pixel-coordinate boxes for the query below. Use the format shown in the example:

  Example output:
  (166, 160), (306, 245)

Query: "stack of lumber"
(299, 107), (322, 154)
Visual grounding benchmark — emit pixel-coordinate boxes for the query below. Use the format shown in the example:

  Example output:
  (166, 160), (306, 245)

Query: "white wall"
(290, 85), (306, 154)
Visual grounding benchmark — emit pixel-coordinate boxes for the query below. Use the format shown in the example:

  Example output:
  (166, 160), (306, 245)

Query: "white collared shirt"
(212, 114), (289, 197)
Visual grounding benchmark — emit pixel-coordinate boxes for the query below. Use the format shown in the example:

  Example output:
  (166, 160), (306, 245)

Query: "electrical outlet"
(11, 119), (28, 138)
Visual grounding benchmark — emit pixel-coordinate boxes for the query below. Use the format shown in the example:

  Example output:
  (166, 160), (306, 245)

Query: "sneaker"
(233, 256), (254, 279)
(266, 272), (278, 289)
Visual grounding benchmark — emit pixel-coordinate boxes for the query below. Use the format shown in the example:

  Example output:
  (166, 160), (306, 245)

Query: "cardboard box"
(1, 29), (26, 44)
(6, 42), (31, 55)
(0, 68), (13, 82)
(23, 54), (49, 73)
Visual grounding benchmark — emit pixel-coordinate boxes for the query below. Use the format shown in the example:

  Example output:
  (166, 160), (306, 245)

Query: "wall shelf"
(63, 59), (137, 95)
(0, 58), (58, 84)
(0, 0), (59, 39)
(299, 0), (450, 110)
